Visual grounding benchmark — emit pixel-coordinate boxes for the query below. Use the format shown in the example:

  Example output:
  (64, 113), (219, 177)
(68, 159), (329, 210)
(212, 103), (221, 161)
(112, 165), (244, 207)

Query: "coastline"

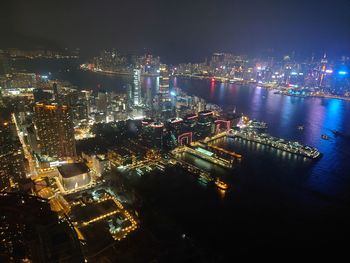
(174, 74), (350, 103)
(81, 68), (159, 77)
(60, 68), (350, 103)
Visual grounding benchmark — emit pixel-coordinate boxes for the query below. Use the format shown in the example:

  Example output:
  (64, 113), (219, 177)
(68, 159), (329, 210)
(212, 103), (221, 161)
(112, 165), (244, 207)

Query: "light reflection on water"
(15, 60), (350, 255)
(22, 61), (350, 200)
(175, 78), (350, 201)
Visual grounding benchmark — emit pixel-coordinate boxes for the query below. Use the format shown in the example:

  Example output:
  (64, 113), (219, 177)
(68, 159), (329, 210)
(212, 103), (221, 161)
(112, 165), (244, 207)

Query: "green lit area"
(195, 147), (214, 156)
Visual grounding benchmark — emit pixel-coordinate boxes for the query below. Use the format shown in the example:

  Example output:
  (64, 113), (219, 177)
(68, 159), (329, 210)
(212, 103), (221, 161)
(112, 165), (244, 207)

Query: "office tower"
(159, 65), (171, 104)
(159, 64), (170, 96)
(133, 68), (141, 106)
(196, 110), (214, 139)
(0, 122), (26, 192)
(143, 76), (153, 114)
(158, 65), (173, 119)
(34, 103), (76, 160)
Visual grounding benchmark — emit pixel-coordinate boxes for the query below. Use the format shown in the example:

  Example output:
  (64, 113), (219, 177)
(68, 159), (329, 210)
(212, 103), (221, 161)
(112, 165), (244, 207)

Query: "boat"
(321, 134), (329, 140)
(248, 120), (268, 130)
(215, 179), (229, 190)
(228, 130), (321, 159)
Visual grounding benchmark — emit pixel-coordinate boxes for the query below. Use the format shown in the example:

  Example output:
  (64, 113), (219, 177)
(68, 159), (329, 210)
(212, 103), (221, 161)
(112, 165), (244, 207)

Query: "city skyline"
(1, 1), (350, 261)
(1, 0), (350, 63)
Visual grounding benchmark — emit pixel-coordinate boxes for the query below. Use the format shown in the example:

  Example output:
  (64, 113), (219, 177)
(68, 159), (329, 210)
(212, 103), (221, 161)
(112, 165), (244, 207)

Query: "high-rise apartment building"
(33, 103), (76, 160)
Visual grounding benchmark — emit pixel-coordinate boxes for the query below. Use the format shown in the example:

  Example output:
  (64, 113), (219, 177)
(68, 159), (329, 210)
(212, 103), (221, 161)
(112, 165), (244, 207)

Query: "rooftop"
(58, 163), (90, 178)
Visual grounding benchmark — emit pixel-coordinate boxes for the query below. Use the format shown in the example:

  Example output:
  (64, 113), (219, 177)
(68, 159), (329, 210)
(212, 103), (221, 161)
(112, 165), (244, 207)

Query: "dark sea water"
(15, 59), (350, 259)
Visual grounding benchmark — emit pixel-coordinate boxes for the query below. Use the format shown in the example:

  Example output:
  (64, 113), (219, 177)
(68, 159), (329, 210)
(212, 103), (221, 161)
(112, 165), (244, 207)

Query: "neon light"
(178, 132), (193, 146)
(200, 111), (214, 116)
(150, 122), (164, 128)
(338, 71), (348, 75)
(186, 115), (198, 120)
(169, 118), (183, 124)
(214, 120), (231, 133)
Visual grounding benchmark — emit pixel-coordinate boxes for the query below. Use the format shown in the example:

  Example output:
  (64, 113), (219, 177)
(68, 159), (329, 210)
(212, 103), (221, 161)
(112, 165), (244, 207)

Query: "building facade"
(34, 103), (76, 160)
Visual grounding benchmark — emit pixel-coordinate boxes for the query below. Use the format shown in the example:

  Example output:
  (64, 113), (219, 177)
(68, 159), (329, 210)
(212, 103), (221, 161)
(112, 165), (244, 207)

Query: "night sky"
(1, 0), (350, 63)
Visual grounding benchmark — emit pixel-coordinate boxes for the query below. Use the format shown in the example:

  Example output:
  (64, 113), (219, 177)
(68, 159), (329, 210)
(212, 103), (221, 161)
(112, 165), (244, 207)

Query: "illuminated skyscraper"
(133, 68), (141, 106)
(196, 110), (214, 139)
(158, 65), (173, 119)
(159, 64), (170, 96)
(34, 103), (76, 160)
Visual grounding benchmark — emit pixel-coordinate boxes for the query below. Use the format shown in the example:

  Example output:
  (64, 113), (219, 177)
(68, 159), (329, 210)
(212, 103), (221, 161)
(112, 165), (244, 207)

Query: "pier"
(171, 145), (234, 169)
